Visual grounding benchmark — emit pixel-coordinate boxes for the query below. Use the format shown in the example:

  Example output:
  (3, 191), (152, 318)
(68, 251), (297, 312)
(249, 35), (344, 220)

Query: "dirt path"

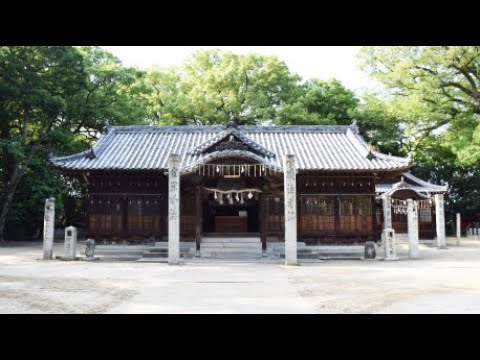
(1, 239), (479, 313)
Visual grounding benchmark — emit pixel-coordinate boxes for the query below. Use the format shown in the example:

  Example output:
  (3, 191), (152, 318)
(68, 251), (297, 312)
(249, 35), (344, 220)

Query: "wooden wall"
(85, 171), (384, 243)
(86, 173), (168, 241)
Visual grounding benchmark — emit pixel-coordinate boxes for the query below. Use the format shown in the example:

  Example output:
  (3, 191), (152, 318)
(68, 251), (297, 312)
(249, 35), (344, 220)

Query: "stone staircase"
(200, 237), (262, 259)
(139, 241), (196, 262)
(267, 242), (383, 260)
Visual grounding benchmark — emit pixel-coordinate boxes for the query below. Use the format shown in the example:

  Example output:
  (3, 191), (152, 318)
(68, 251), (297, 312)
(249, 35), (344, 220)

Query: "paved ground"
(0, 238), (479, 313)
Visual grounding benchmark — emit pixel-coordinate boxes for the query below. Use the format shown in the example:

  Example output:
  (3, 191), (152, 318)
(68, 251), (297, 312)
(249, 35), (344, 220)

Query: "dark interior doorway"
(203, 195), (259, 233)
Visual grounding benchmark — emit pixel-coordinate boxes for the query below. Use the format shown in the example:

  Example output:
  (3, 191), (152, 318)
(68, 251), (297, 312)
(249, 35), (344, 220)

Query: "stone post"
(382, 195), (392, 230)
(456, 213), (461, 247)
(43, 197), (55, 260)
(85, 239), (96, 260)
(168, 154), (181, 265)
(407, 199), (418, 259)
(284, 154), (297, 265)
(64, 226), (77, 260)
(383, 228), (398, 261)
(434, 194), (446, 248)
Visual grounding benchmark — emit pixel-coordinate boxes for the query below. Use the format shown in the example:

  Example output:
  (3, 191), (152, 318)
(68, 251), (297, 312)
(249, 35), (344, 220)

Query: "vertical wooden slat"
(260, 194), (267, 251)
(334, 195), (340, 234)
(371, 195), (377, 240)
(195, 186), (203, 251)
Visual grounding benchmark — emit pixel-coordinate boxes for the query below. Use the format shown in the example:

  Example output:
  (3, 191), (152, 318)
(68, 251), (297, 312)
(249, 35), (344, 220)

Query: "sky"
(102, 46), (377, 93)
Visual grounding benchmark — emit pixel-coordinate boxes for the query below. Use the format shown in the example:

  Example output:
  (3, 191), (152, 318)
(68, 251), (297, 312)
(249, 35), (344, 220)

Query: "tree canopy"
(2, 46), (479, 240)
(358, 46), (480, 224)
(141, 50), (357, 126)
(0, 46), (149, 240)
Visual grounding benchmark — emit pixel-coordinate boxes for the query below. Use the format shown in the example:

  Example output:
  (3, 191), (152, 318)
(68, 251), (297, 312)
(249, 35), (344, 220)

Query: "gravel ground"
(0, 238), (479, 313)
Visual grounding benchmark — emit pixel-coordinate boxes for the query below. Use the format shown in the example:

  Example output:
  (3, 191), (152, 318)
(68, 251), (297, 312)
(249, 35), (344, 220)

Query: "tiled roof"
(376, 172), (448, 194)
(50, 125), (411, 172)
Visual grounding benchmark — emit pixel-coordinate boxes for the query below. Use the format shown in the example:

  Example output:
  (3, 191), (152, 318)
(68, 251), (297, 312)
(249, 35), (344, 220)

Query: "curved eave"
(403, 172), (449, 193)
(181, 150), (282, 174)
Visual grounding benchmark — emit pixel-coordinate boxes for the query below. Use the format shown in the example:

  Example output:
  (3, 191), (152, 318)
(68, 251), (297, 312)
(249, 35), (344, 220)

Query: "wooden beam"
(371, 195), (377, 241)
(259, 194), (267, 251)
(195, 186), (203, 251)
(335, 195), (340, 233)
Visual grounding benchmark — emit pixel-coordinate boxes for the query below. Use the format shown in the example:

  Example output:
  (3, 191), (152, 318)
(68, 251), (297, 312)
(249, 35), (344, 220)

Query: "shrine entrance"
(196, 161), (274, 235)
(202, 191), (260, 234)
(182, 157), (284, 251)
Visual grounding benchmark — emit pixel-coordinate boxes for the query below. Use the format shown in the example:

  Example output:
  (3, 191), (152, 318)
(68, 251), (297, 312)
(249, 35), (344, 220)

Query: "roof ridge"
(109, 124), (351, 133)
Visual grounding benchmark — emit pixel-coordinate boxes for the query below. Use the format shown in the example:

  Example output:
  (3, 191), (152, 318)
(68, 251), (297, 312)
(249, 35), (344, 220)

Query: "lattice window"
(339, 195), (372, 233)
(419, 207), (432, 223)
(300, 195), (335, 232)
(89, 195), (123, 235)
(267, 196), (284, 232)
(127, 195), (164, 235)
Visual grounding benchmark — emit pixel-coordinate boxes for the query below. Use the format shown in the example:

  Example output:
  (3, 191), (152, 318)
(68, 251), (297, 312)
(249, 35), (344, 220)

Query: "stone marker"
(383, 228), (398, 261)
(364, 241), (376, 259)
(284, 154), (297, 265)
(168, 154), (181, 265)
(43, 197), (55, 260)
(407, 199), (418, 259)
(64, 226), (77, 260)
(435, 194), (446, 248)
(85, 239), (96, 260)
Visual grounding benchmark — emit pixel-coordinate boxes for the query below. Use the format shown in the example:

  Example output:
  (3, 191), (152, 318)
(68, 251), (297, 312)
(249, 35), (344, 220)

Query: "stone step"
(267, 242), (306, 249)
(201, 252), (262, 259)
(154, 242), (195, 249)
(136, 257), (169, 263)
(142, 252), (169, 258)
(201, 249), (262, 254)
(202, 237), (260, 243)
(201, 243), (262, 249)
(147, 248), (169, 253)
(279, 253), (363, 260)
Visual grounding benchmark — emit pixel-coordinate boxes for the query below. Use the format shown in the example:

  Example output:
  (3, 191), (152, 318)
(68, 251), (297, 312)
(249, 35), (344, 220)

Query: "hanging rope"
(392, 198), (432, 214)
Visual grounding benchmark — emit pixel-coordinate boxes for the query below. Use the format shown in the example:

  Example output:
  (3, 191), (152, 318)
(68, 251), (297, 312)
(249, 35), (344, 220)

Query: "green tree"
(359, 46), (480, 165)
(0, 46), (149, 241)
(358, 46), (480, 227)
(276, 79), (359, 125)
(143, 49), (301, 125)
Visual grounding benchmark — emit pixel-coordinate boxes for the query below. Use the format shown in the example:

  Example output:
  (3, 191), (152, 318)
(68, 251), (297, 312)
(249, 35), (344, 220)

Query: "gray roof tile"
(50, 125), (411, 172)
(376, 172), (448, 194)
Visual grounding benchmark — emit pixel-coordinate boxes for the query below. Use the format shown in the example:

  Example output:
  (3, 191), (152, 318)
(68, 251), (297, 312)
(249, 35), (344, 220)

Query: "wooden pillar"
(168, 154), (181, 265)
(284, 154), (297, 265)
(456, 213), (461, 247)
(334, 195), (340, 234)
(371, 195), (377, 241)
(260, 194), (267, 252)
(297, 194), (302, 242)
(122, 195), (128, 235)
(195, 186), (202, 252)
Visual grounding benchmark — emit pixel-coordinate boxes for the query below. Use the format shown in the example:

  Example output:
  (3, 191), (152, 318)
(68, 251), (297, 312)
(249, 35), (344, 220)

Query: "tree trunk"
(0, 140), (42, 242)
(0, 161), (21, 242)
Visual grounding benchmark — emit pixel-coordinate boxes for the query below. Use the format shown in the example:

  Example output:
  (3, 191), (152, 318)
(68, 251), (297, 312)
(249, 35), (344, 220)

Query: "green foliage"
(142, 50), (300, 125)
(359, 46), (480, 224)
(0, 46), (150, 240)
(141, 50), (358, 126)
(276, 79), (359, 125)
(359, 46), (480, 165)
(5, 46), (477, 238)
